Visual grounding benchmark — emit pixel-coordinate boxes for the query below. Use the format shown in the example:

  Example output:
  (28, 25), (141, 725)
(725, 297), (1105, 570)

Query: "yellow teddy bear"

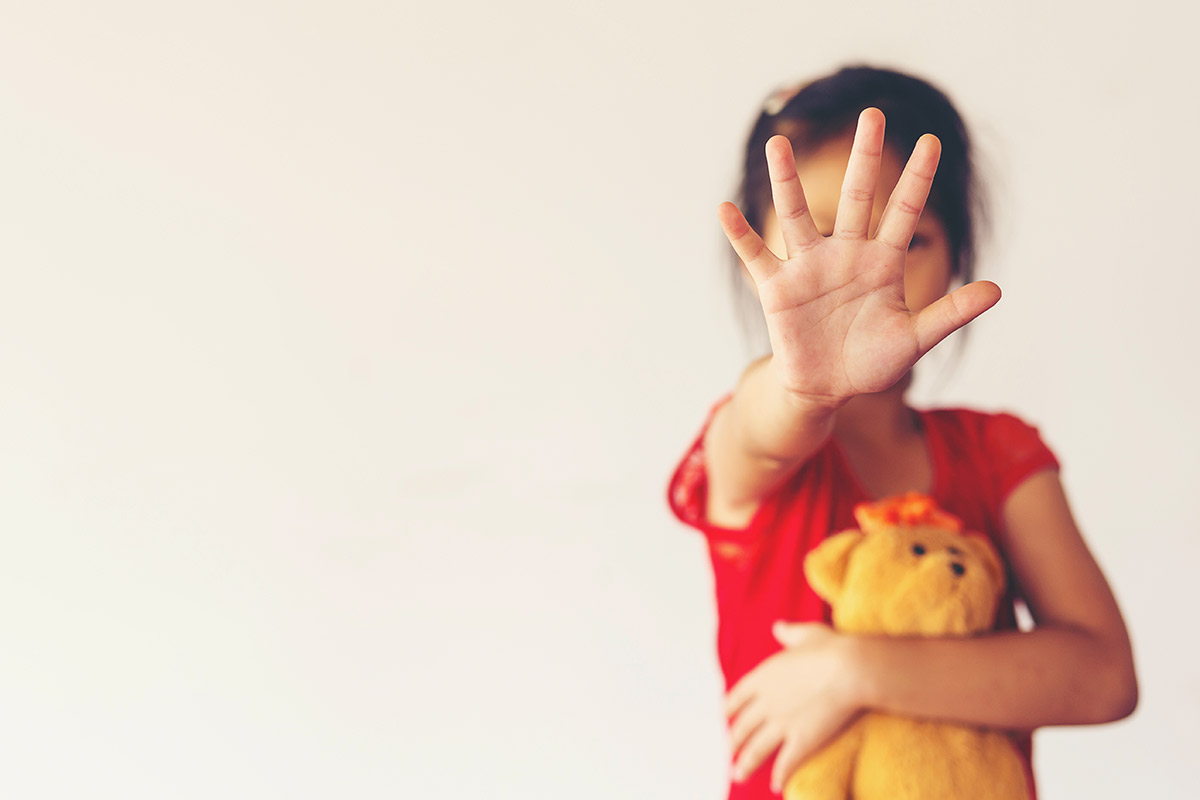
(783, 493), (1029, 800)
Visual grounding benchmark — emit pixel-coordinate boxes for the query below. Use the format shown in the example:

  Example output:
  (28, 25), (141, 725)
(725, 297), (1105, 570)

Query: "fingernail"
(732, 766), (744, 782)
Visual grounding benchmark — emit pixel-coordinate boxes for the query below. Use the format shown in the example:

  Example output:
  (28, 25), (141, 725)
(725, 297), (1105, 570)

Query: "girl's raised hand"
(718, 108), (1000, 408)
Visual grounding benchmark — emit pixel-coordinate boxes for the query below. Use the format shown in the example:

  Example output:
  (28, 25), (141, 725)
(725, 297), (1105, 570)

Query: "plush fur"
(783, 494), (1030, 800)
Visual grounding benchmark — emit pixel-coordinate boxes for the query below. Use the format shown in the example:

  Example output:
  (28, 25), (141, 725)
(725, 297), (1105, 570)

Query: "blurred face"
(758, 134), (954, 313)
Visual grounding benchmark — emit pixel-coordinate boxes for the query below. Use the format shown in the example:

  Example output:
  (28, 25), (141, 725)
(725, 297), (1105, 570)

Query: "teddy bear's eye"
(948, 546), (962, 556)
(912, 544), (926, 556)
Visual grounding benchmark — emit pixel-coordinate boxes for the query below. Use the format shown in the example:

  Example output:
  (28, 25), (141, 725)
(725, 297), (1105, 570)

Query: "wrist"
(838, 634), (877, 710)
(764, 358), (848, 418)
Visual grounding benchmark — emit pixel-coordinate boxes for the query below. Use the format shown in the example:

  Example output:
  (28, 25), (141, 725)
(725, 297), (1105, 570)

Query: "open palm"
(719, 109), (1000, 406)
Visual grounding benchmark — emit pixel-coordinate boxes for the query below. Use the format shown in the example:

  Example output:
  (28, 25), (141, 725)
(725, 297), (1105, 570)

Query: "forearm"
(705, 355), (839, 511)
(847, 624), (1138, 730)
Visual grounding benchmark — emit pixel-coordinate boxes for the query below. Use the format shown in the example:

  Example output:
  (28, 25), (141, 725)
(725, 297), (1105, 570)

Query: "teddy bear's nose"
(951, 562), (966, 577)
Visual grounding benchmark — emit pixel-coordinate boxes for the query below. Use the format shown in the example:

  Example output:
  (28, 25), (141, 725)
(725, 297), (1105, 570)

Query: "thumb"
(913, 280), (1002, 356)
(772, 620), (818, 647)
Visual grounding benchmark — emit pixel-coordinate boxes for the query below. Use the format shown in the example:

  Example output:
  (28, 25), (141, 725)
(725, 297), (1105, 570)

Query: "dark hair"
(733, 65), (987, 334)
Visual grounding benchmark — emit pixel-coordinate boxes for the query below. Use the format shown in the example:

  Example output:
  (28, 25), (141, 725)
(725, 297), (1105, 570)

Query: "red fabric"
(668, 399), (1059, 800)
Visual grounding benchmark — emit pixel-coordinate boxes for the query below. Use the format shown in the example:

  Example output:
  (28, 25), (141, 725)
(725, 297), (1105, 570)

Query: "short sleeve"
(985, 412), (1061, 502)
(666, 397), (782, 557)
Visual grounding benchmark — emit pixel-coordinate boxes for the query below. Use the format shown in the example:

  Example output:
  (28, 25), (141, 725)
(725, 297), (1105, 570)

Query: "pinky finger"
(719, 202), (781, 284)
(770, 735), (811, 794)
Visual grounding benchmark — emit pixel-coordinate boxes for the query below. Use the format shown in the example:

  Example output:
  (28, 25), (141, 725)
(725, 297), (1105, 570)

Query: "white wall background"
(1, 1), (1196, 797)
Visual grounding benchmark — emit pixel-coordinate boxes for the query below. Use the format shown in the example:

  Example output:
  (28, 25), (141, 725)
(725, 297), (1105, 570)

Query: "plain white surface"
(1, 1), (1196, 797)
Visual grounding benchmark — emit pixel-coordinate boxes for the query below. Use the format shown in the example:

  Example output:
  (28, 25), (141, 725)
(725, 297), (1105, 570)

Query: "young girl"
(668, 66), (1137, 799)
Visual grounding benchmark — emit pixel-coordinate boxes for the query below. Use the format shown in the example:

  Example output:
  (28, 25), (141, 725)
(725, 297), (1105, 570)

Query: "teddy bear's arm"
(781, 718), (864, 800)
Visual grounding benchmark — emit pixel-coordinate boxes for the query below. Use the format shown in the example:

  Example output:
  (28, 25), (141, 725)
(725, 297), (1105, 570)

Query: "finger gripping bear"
(783, 493), (1030, 800)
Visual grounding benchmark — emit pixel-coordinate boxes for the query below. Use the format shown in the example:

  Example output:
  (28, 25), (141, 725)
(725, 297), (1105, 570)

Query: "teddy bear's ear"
(961, 533), (1006, 593)
(804, 529), (866, 604)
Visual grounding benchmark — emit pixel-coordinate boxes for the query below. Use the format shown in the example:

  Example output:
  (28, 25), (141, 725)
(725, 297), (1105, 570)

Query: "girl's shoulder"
(919, 406), (1061, 504)
(919, 406), (1053, 450)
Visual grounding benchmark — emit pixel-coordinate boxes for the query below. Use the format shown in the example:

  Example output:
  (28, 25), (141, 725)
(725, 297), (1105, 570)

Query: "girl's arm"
(726, 469), (1138, 792)
(851, 470), (1136, 725)
(702, 356), (838, 528)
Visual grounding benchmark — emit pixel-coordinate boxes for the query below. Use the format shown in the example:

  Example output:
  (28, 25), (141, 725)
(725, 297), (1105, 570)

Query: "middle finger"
(832, 108), (886, 240)
(728, 700), (766, 758)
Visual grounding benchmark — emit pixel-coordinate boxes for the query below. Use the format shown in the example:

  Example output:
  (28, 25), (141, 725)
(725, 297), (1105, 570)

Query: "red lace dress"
(668, 400), (1059, 800)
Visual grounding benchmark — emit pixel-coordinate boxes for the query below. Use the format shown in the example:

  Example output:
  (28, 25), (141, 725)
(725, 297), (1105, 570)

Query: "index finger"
(725, 676), (755, 719)
(875, 134), (941, 251)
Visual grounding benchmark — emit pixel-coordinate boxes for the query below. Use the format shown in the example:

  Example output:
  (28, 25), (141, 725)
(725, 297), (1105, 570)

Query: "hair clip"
(762, 83), (803, 115)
